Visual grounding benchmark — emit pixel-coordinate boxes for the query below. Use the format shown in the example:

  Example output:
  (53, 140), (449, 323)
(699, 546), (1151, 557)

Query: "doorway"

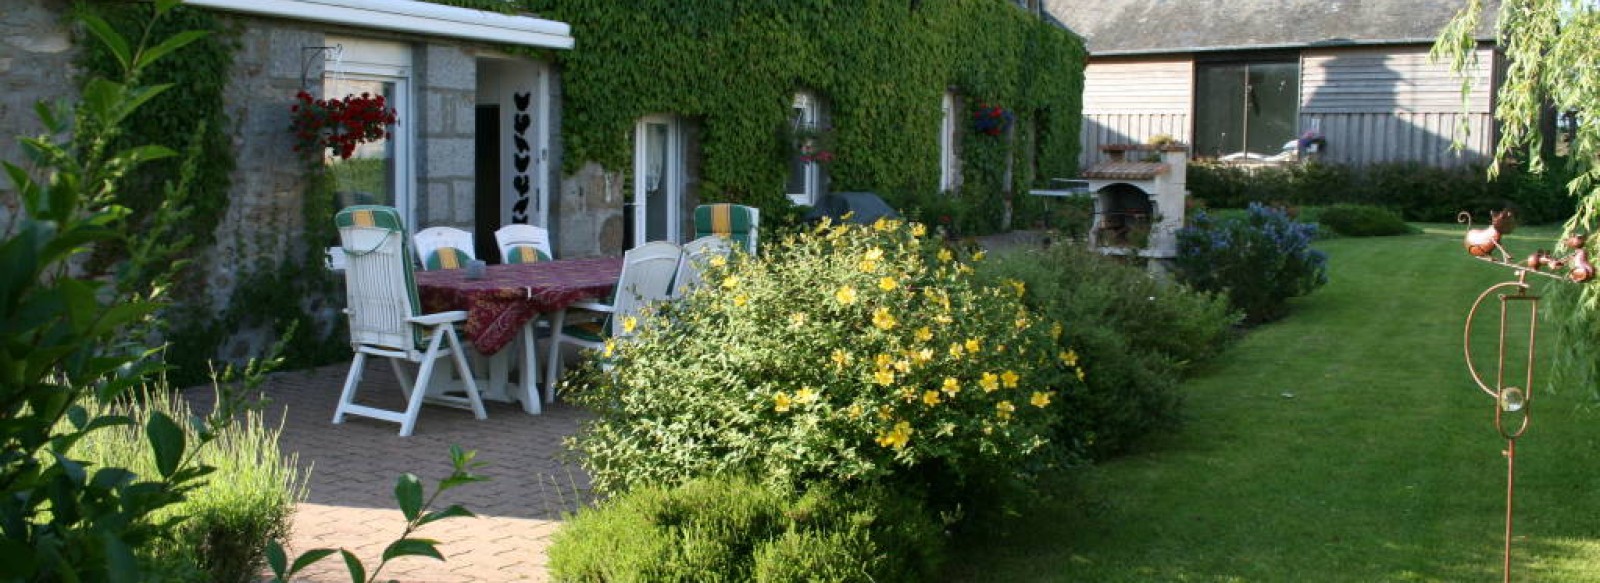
(476, 59), (550, 258)
(629, 115), (684, 249)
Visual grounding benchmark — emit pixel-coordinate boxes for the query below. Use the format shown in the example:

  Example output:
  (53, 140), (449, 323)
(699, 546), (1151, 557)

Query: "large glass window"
(1194, 61), (1299, 160)
(324, 37), (412, 222)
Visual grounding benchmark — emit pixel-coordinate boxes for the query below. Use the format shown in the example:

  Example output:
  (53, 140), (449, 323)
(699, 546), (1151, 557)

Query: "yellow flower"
(948, 343), (965, 359)
(972, 250), (986, 261)
(831, 349), (851, 368)
(1015, 317), (1029, 330)
(1050, 322), (1063, 340)
(835, 286), (858, 305)
(1006, 279), (1026, 297)
(733, 294), (748, 307)
(877, 405), (893, 420)
(873, 217), (894, 232)
(878, 276), (898, 292)
(914, 348), (934, 363)
(721, 275), (740, 289)
(1001, 370), (1020, 389)
(875, 353), (894, 368)
(911, 223), (927, 237)
(964, 338), (981, 354)
(922, 390), (942, 406)
(622, 315), (638, 334)
(874, 369), (896, 386)
(603, 339), (617, 358)
(957, 263), (974, 275)
(790, 312), (808, 327)
(899, 387), (918, 401)
(941, 377), (961, 397)
(1059, 349), (1079, 367)
(938, 248), (954, 263)
(935, 314), (954, 325)
(1076, 368), (1086, 382)
(710, 255), (728, 268)
(979, 372), (1000, 393)
(847, 404), (863, 419)
(876, 421), (913, 449)
(795, 386), (819, 405)
(773, 392), (793, 412)
(1030, 391), (1052, 408)
(914, 327), (933, 342)
(859, 259), (879, 273)
(892, 359), (911, 373)
(996, 400), (1016, 420)
(872, 308), (897, 331)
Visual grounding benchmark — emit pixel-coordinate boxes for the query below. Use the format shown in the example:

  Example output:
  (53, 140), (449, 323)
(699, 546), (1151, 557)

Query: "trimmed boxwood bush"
(1175, 203), (1329, 325)
(1315, 204), (1413, 237)
(565, 219), (1084, 499)
(982, 244), (1238, 459)
(69, 386), (308, 582)
(547, 476), (944, 582)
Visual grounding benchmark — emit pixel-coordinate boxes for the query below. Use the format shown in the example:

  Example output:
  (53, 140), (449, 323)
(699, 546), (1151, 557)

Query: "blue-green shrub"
(1315, 204), (1413, 237)
(982, 244), (1239, 459)
(1175, 203), (1329, 325)
(71, 386), (308, 583)
(547, 477), (944, 582)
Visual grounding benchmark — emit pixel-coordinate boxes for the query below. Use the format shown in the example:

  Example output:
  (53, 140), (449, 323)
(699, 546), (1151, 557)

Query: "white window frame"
(633, 114), (684, 245)
(787, 92), (822, 206)
(940, 91), (958, 192)
(325, 36), (415, 227)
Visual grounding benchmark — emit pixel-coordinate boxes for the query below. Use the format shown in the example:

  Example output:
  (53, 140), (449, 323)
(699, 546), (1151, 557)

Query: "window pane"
(326, 77), (397, 208)
(1194, 64), (1245, 158)
(1245, 63), (1299, 157)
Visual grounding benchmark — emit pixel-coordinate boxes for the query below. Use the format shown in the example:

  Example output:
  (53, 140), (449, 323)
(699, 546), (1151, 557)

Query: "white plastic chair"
(671, 235), (734, 299)
(495, 224), (554, 264)
(693, 204), (760, 255)
(331, 206), (486, 437)
(544, 241), (682, 395)
(414, 226), (476, 270)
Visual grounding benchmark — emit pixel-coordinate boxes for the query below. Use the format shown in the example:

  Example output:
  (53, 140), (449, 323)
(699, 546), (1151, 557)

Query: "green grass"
(950, 224), (1600, 582)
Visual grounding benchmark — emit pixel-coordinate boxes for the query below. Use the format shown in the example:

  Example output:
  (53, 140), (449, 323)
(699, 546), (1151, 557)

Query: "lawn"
(950, 223), (1600, 581)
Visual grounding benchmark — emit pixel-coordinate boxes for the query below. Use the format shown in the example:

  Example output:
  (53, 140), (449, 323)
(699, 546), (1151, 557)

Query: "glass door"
(632, 115), (682, 248)
(1194, 61), (1299, 160)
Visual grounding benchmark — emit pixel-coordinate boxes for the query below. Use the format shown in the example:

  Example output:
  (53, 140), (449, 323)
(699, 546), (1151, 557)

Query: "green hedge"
(1188, 161), (1577, 225)
(981, 245), (1239, 459)
(547, 477), (944, 582)
(527, 0), (1086, 233)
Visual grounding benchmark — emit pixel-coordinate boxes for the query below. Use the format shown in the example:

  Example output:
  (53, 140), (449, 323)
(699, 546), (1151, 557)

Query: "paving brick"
(187, 360), (591, 582)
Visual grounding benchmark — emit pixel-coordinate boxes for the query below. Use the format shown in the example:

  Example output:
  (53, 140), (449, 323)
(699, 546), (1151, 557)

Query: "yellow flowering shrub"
(567, 218), (1082, 494)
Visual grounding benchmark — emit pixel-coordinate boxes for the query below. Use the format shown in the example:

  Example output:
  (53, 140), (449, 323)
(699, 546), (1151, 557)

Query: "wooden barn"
(1043, 0), (1502, 168)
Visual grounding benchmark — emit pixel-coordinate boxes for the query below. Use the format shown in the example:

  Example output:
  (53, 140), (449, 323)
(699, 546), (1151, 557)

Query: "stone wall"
(556, 162), (626, 258)
(0, 0), (76, 225)
(416, 44), (477, 229)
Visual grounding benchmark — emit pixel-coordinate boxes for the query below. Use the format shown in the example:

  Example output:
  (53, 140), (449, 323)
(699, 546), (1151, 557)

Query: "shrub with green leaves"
(547, 476), (944, 582)
(982, 244), (1239, 459)
(69, 386), (308, 583)
(1314, 204), (1413, 237)
(566, 219), (1083, 495)
(1175, 203), (1329, 325)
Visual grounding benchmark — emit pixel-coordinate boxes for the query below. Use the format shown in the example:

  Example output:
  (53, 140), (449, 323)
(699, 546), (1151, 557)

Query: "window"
(940, 91), (959, 192)
(786, 92), (823, 206)
(1193, 60), (1299, 160)
(325, 37), (413, 224)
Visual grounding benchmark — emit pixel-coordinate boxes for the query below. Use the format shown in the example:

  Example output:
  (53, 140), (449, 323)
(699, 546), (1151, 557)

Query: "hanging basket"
(289, 90), (398, 162)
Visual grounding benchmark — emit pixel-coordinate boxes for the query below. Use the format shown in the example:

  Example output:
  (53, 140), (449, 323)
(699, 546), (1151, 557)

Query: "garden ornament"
(1459, 211), (1592, 583)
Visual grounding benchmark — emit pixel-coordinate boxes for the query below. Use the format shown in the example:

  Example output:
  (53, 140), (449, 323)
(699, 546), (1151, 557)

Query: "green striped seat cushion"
(505, 245), (552, 264)
(424, 247), (471, 270)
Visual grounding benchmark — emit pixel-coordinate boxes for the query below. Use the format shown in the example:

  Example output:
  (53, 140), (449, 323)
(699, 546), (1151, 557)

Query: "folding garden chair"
(693, 203), (760, 255)
(544, 241), (682, 394)
(495, 223), (554, 264)
(413, 226), (476, 270)
(332, 206), (486, 436)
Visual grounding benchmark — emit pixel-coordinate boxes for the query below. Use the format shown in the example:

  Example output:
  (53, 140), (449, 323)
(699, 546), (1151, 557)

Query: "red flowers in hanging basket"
(289, 90), (398, 162)
(971, 102), (1013, 137)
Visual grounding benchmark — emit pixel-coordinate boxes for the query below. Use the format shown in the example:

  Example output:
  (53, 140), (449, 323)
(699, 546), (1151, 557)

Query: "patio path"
(189, 359), (592, 582)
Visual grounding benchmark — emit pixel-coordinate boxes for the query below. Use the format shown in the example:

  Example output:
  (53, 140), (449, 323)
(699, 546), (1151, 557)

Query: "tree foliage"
(1434, 1), (1600, 396)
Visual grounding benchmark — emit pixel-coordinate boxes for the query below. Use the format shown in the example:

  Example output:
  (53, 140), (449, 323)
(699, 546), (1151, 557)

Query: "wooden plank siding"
(1080, 58), (1193, 168)
(1300, 45), (1495, 167)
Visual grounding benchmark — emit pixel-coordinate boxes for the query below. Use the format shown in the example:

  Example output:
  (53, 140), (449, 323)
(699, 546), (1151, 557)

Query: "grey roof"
(1043, 0), (1499, 56)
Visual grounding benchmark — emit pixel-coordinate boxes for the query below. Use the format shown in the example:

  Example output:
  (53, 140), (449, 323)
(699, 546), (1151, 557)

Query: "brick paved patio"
(191, 359), (592, 582)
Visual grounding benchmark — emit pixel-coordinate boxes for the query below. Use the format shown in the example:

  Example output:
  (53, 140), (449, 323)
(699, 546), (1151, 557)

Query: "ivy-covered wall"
(528, 0), (1086, 232)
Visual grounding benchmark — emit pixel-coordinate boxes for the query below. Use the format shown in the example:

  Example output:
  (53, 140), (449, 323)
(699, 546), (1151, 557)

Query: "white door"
(633, 115), (683, 246)
(482, 59), (550, 229)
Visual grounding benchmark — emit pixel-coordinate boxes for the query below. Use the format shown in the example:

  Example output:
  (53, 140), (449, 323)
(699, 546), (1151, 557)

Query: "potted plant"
(971, 101), (1013, 136)
(289, 90), (398, 163)
(791, 123), (836, 165)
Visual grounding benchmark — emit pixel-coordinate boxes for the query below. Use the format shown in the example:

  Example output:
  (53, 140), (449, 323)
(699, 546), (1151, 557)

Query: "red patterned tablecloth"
(416, 258), (622, 354)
